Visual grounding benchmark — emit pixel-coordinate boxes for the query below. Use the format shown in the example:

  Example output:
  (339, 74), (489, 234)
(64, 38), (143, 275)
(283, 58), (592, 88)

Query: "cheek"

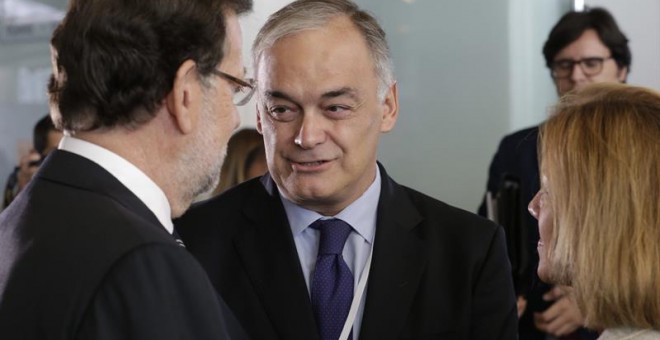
(265, 122), (293, 150)
(554, 78), (571, 87)
(539, 212), (554, 247)
(602, 68), (624, 83)
(260, 126), (282, 165)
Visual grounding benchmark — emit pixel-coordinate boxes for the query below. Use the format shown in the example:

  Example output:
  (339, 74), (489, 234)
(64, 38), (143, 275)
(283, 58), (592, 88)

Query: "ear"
(379, 82), (399, 132)
(617, 66), (629, 83)
(165, 59), (202, 134)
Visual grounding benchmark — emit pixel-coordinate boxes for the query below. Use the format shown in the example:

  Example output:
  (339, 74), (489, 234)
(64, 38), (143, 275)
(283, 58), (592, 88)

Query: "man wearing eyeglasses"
(0, 0), (253, 339)
(478, 7), (630, 340)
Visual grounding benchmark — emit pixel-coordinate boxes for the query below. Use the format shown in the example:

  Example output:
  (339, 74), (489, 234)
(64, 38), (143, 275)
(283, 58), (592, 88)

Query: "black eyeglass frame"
(210, 69), (256, 106)
(550, 56), (614, 79)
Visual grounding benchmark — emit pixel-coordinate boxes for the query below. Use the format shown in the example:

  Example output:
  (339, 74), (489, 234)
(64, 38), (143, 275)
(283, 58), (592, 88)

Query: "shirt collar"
(58, 135), (174, 233)
(280, 166), (381, 244)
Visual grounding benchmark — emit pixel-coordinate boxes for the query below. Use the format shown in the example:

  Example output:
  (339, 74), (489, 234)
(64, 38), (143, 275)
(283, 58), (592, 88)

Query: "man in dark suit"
(0, 0), (253, 339)
(176, 1), (517, 339)
(478, 7), (630, 339)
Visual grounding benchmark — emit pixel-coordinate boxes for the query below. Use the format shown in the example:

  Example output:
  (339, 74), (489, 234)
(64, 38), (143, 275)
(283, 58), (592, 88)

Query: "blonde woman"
(528, 83), (660, 339)
(215, 128), (267, 194)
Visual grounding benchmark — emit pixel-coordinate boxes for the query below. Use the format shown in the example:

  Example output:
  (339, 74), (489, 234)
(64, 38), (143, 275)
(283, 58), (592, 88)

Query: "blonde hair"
(540, 83), (660, 330)
(215, 128), (265, 194)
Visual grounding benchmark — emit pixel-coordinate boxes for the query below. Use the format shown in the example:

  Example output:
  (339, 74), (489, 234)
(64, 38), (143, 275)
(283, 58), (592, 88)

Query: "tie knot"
(311, 218), (353, 255)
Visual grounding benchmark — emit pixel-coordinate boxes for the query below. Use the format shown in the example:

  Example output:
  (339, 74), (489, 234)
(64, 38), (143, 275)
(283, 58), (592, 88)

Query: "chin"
(283, 175), (328, 195)
(290, 187), (332, 203)
(537, 261), (570, 285)
(537, 267), (552, 284)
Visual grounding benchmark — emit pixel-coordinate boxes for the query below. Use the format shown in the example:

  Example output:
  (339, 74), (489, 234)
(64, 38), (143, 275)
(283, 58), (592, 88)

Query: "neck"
(72, 113), (188, 217)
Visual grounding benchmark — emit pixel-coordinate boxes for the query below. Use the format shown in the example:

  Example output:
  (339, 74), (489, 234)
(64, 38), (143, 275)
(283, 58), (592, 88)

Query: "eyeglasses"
(550, 57), (613, 79)
(211, 69), (256, 106)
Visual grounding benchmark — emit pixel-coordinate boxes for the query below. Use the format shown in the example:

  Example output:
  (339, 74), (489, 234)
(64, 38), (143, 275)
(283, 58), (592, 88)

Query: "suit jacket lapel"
(233, 175), (319, 340)
(360, 165), (427, 339)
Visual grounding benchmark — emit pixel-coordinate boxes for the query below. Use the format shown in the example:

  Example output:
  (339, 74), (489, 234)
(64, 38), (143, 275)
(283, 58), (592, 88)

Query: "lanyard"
(338, 243), (374, 340)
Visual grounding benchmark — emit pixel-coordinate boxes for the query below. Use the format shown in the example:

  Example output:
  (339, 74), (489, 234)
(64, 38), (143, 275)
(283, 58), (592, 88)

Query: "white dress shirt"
(58, 135), (174, 233)
(280, 166), (381, 339)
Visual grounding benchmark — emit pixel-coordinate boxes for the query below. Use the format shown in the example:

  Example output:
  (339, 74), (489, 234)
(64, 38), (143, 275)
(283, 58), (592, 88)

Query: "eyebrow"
(321, 87), (360, 101)
(263, 90), (297, 103)
(263, 87), (360, 102)
(554, 56), (608, 62)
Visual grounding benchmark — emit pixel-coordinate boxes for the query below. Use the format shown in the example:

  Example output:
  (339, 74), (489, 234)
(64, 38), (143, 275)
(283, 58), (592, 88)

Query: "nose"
(569, 62), (588, 83)
(528, 191), (540, 220)
(294, 112), (325, 149)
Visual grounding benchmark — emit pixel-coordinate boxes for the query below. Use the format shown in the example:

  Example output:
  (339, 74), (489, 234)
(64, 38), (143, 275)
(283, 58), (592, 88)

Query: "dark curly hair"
(49, 0), (252, 132)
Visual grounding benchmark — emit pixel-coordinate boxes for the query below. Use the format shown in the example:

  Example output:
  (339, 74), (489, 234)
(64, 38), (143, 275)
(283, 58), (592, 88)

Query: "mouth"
(290, 159), (332, 172)
(295, 160), (327, 166)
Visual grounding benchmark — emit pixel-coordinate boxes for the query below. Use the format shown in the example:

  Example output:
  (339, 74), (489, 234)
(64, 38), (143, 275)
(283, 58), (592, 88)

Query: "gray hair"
(253, 0), (395, 100)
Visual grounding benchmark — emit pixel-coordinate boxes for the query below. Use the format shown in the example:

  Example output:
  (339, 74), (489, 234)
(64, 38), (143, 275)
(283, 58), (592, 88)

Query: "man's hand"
(17, 150), (42, 191)
(533, 285), (584, 336)
(517, 296), (527, 318)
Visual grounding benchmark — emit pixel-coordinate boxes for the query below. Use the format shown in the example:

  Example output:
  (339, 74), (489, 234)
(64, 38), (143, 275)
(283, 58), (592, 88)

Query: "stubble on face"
(174, 10), (243, 213)
(175, 91), (226, 210)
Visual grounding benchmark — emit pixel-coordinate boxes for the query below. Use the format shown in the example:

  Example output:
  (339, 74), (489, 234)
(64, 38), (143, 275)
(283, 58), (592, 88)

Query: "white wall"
(0, 34), (54, 191)
(2, 0), (656, 212)
(237, 0), (292, 128)
(585, 0), (660, 90)
(509, 0), (571, 129)
(354, 0), (564, 210)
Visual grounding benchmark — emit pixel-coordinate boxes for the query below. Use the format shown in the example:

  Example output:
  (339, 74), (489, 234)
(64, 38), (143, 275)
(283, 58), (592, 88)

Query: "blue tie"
(310, 218), (354, 340)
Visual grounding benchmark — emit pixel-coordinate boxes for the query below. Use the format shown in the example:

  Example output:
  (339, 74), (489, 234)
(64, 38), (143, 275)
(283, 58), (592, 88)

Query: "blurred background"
(1, 0), (658, 211)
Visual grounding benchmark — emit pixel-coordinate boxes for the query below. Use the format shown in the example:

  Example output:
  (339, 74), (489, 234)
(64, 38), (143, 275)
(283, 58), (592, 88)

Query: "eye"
(327, 105), (347, 113)
(555, 60), (573, 70)
(582, 58), (601, 69)
(267, 105), (298, 122)
(324, 104), (352, 119)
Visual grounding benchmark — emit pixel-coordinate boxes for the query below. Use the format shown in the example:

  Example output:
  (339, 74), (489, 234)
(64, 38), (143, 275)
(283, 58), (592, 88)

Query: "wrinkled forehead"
(254, 21), (377, 98)
(256, 18), (373, 78)
(253, 14), (364, 72)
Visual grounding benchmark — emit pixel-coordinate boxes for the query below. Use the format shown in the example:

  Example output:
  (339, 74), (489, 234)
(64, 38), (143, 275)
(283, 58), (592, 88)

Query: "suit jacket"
(478, 126), (597, 340)
(477, 125), (540, 238)
(176, 164), (518, 339)
(0, 150), (245, 340)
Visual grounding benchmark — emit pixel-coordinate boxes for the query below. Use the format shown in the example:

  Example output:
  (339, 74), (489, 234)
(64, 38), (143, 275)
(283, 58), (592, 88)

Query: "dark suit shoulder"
(367, 174), (518, 339)
(0, 173), (187, 339)
(497, 125), (539, 159)
(174, 177), (274, 288)
(2, 174), (176, 256)
(76, 243), (231, 340)
(187, 177), (262, 216)
(400, 184), (501, 239)
(500, 125), (539, 144)
(176, 177), (265, 237)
